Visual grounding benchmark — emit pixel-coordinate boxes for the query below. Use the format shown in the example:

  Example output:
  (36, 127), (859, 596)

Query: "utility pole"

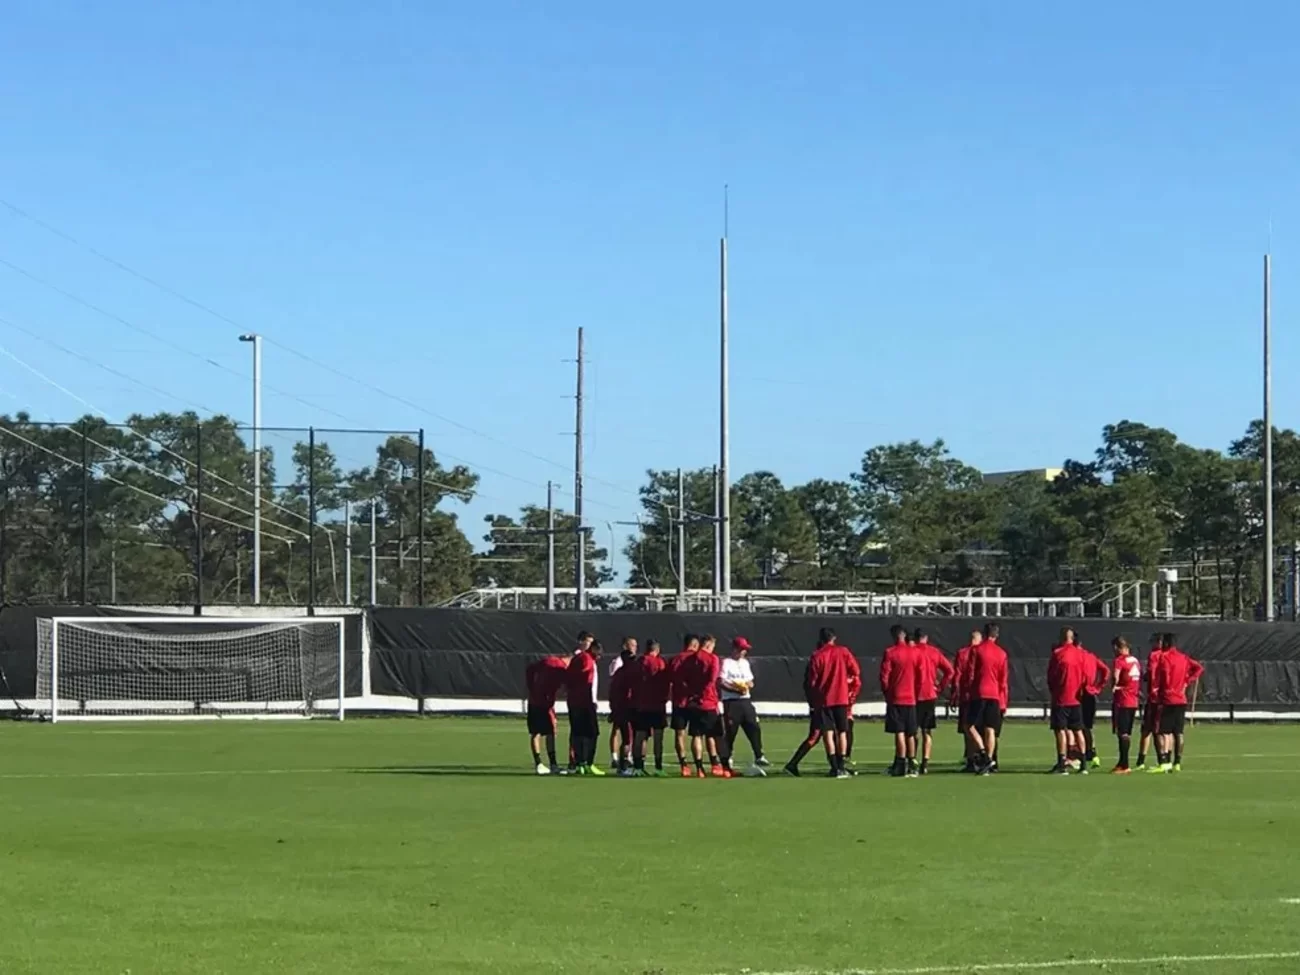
(574, 327), (587, 611)
(546, 480), (556, 611)
(344, 499), (353, 605)
(368, 499), (378, 606)
(1265, 254), (1275, 621)
(712, 464), (721, 608)
(718, 195), (732, 611)
(238, 333), (262, 605)
(676, 467), (687, 610)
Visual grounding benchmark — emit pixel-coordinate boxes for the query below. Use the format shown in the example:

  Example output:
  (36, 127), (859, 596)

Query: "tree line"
(0, 411), (1289, 617)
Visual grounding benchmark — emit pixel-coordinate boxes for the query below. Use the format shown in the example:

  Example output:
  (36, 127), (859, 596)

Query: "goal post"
(36, 616), (348, 723)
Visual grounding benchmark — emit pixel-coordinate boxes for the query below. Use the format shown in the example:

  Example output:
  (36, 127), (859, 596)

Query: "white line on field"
(0, 767), (338, 780)
(715, 949), (1300, 975)
(1281, 898), (1300, 904)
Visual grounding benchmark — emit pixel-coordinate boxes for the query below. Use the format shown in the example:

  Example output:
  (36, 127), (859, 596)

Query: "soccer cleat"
(1111, 766), (1131, 775)
(744, 764), (767, 777)
(1145, 764), (1167, 774)
(586, 764), (606, 777)
(710, 765), (726, 777)
(1172, 763), (1182, 773)
(1078, 766), (1089, 775)
(783, 764), (801, 778)
(535, 763), (551, 776)
(679, 765), (694, 778)
(1090, 756), (1102, 769)
(756, 755), (771, 767)
(835, 770), (852, 779)
(1051, 764), (1069, 775)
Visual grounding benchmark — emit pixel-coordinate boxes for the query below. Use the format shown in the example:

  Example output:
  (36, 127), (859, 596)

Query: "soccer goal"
(35, 616), (348, 722)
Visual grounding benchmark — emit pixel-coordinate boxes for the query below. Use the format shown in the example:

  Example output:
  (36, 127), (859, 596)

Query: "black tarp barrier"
(0, 605), (365, 700)
(368, 609), (1300, 707)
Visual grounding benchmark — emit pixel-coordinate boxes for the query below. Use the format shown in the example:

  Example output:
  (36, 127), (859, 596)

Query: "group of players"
(522, 623), (1205, 778)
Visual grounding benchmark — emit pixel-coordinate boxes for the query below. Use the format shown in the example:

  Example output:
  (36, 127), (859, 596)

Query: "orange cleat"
(710, 765), (725, 777)
(680, 765), (694, 778)
(1111, 766), (1132, 775)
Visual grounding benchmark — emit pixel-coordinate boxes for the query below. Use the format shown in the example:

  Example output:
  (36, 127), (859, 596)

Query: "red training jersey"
(607, 662), (635, 713)
(952, 645), (976, 704)
(1144, 648), (1166, 706)
(630, 653), (669, 712)
(805, 642), (861, 709)
(879, 642), (924, 706)
(1082, 649), (1111, 697)
(1112, 652), (1141, 709)
(668, 650), (697, 709)
(1047, 644), (1090, 707)
(525, 655), (569, 709)
(685, 650), (722, 711)
(917, 643), (956, 702)
(564, 650), (597, 709)
(1153, 647), (1205, 706)
(970, 640), (1009, 710)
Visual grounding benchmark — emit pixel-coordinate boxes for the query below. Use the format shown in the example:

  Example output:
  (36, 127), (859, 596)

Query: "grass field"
(4, 718), (1300, 975)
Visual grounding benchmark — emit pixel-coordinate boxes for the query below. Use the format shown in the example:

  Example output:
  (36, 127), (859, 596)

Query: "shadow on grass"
(348, 764), (1060, 778)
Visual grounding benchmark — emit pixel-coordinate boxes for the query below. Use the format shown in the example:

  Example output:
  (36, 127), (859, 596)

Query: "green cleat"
(1172, 763), (1182, 772)
(1145, 764), (1167, 774)
(1090, 756), (1101, 769)
(586, 764), (606, 777)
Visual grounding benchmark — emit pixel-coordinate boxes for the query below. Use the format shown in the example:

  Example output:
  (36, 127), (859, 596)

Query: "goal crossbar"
(41, 616), (349, 724)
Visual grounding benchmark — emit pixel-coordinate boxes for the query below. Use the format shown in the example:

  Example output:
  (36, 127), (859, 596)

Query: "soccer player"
(524, 650), (571, 774)
(843, 662), (862, 773)
(684, 634), (731, 777)
(914, 627), (955, 775)
(789, 627), (860, 778)
(1110, 636), (1140, 774)
(565, 637), (604, 775)
(881, 624), (925, 777)
(721, 636), (768, 773)
(964, 622), (1008, 774)
(629, 639), (669, 775)
(607, 640), (637, 772)
(952, 628), (983, 771)
(1148, 633), (1204, 773)
(1078, 639), (1111, 769)
(1047, 627), (1091, 774)
(668, 634), (701, 776)
(1135, 632), (1166, 770)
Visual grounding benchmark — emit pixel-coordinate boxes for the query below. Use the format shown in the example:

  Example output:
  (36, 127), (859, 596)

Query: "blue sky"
(2, 2), (1298, 574)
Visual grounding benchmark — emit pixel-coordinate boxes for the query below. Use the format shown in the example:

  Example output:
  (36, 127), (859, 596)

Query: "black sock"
(831, 754), (843, 774)
(1083, 729), (1095, 758)
(788, 741), (814, 769)
(531, 747), (542, 766)
(1174, 740), (1183, 765)
(1118, 737), (1130, 767)
(1057, 753), (1066, 767)
(546, 744), (557, 767)
(654, 742), (664, 770)
(1137, 749), (1147, 766)
(695, 758), (706, 774)
(845, 724), (855, 758)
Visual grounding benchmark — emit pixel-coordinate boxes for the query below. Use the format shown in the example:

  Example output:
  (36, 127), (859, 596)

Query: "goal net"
(35, 616), (347, 722)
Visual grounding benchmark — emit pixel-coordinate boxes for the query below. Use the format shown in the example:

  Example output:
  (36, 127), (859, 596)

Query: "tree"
(477, 506), (613, 590)
(790, 478), (862, 588)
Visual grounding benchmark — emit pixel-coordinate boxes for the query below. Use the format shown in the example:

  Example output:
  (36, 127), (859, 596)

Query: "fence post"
(308, 426), (316, 615)
(194, 422), (203, 615)
(417, 428), (426, 606)
(80, 424), (89, 605)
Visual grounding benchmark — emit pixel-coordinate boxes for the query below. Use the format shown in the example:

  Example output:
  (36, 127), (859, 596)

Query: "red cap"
(732, 636), (752, 651)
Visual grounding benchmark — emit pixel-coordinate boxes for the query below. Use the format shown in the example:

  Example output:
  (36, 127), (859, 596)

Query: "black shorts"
(916, 700), (937, 731)
(688, 708), (723, 738)
(1112, 707), (1137, 737)
(671, 707), (691, 732)
(608, 708), (632, 730)
(966, 699), (1003, 734)
(1159, 705), (1187, 735)
(818, 705), (850, 734)
(804, 712), (823, 745)
(1141, 703), (1161, 735)
(1080, 693), (1097, 729)
(633, 709), (667, 733)
(884, 703), (919, 736)
(1050, 705), (1084, 732)
(956, 702), (969, 733)
(526, 705), (556, 736)
(568, 705), (599, 738)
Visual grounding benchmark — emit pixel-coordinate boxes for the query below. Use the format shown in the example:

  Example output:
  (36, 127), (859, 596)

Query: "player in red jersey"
(964, 622), (1008, 774)
(628, 639), (670, 775)
(952, 628), (983, 771)
(565, 636), (604, 775)
(787, 627), (861, 778)
(606, 638), (638, 773)
(1136, 632), (1166, 769)
(880, 625), (925, 777)
(914, 627), (955, 775)
(682, 634), (731, 777)
(1148, 633), (1205, 773)
(1110, 636), (1141, 773)
(1047, 627), (1091, 774)
(1077, 641), (1111, 769)
(525, 651), (572, 774)
(843, 660), (862, 773)
(667, 635), (701, 776)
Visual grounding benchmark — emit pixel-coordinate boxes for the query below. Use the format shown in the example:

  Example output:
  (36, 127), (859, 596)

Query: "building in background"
(981, 467), (1064, 486)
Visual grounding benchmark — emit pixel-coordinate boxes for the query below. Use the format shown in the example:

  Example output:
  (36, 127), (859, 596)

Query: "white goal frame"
(41, 615), (348, 723)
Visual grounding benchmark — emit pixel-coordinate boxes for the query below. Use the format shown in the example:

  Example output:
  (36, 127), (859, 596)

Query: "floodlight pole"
(1265, 254), (1275, 621)
(239, 333), (263, 605)
(719, 225), (731, 612)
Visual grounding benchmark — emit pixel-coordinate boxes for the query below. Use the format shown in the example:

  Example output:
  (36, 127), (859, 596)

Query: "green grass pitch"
(4, 718), (1300, 975)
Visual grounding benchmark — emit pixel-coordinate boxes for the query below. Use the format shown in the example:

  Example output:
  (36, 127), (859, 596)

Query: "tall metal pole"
(574, 327), (586, 611)
(712, 464), (721, 607)
(368, 500), (378, 605)
(239, 333), (263, 604)
(194, 422), (203, 615)
(80, 424), (89, 604)
(545, 480), (556, 611)
(676, 467), (687, 609)
(1265, 254), (1275, 621)
(719, 219), (731, 611)
(344, 500), (353, 605)
(308, 426), (317, 615)
(417, 428), (426, 605)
